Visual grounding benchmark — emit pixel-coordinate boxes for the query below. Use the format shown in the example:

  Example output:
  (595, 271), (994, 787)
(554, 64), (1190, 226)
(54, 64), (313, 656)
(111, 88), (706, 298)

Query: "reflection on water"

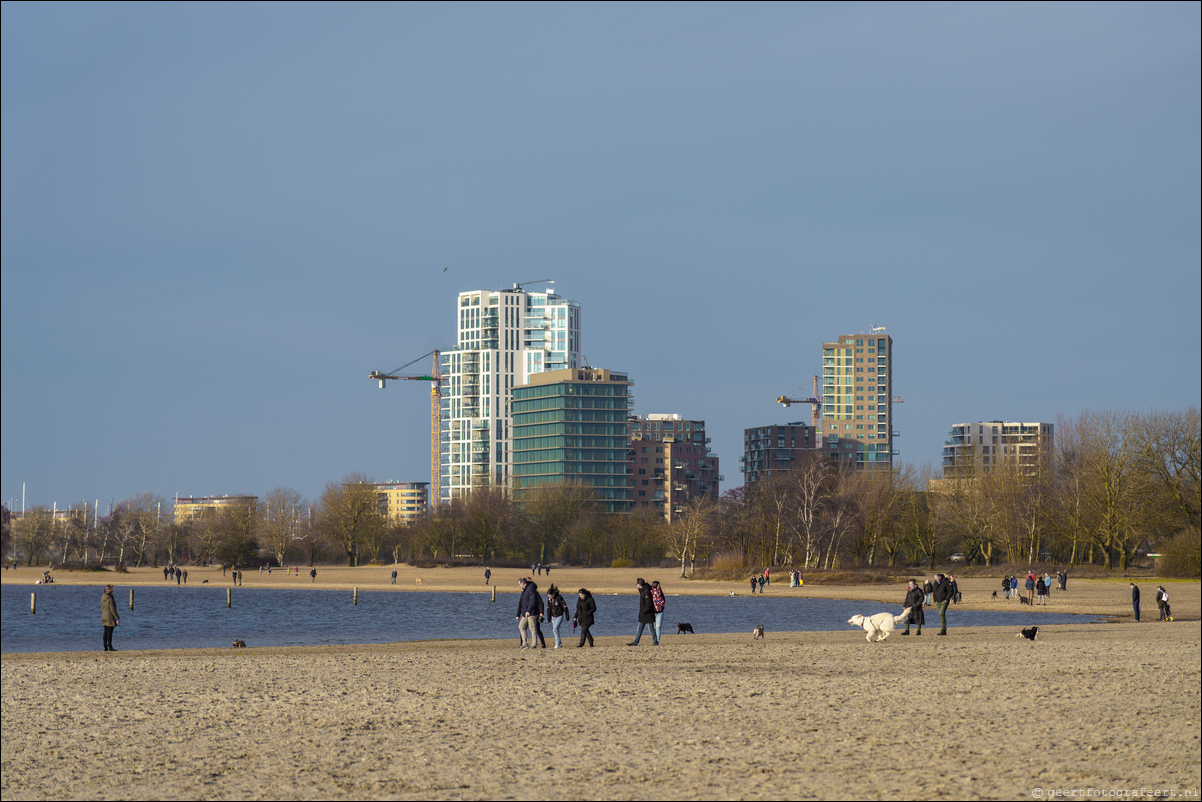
(1, 584), (1099, 653)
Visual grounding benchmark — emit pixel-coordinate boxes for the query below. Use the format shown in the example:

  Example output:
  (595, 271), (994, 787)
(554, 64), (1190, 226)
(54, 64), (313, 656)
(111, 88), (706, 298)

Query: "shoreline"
(6, 563), (1198, 621)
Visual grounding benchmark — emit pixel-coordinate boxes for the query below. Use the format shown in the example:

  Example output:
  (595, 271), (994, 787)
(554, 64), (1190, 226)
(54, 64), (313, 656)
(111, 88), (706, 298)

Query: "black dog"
(1019, 596), (1032, 606)
(991, 591), (998, 598)
(677, 623), (695, 634)
(1017, 627), (1039, 641)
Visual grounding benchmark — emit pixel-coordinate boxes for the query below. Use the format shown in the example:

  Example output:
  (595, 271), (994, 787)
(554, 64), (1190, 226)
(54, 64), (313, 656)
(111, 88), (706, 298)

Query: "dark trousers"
(578, 625), (593, 647)
(103, 626), (115, 651)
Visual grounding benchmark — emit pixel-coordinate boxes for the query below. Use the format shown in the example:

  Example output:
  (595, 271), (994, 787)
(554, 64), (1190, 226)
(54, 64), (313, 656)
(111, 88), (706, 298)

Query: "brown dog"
(232, 640), (247, 648)
(752, 625), (765, 640)
(676, 623), (695, 634)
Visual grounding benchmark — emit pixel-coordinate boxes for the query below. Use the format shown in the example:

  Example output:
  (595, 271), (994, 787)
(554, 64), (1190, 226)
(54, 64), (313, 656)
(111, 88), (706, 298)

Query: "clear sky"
(3, 2), (1199, 512)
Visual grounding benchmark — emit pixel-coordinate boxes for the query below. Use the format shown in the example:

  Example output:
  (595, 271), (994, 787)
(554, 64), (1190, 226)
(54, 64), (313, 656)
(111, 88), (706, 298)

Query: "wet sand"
(2, 567), (1199, 800)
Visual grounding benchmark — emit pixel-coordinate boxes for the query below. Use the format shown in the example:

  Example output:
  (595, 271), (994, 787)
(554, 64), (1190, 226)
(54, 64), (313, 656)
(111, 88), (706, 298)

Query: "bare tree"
(519, 481), (597, 565)
(259, 487), (306, 566)
(664, 497), (714, 578)
(12, 507), (54, 566)
(316, 475), (384, 566)
(1077, 410), (1151, 569)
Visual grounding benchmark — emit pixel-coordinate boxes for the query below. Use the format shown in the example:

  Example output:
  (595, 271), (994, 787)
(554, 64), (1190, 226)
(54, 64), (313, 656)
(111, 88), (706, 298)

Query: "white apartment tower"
(440, 283), (582, 503)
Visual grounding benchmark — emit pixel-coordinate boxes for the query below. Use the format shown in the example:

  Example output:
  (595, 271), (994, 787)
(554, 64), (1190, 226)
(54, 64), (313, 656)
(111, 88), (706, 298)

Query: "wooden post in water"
(227, 588), (232, 608)
(491, 585), (496, 603)
(130, 589), (135, 611)
(31, 592), (36, 614)
(353, 587), (358, 605)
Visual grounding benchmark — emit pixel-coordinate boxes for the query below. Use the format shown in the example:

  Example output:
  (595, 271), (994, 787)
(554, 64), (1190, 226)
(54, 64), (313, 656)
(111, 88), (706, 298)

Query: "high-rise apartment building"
(440, 284), (582, 503)
(821, 331), (896, 469)
(511, 367), (632, 513)
(628, 414), (720, 521)
(941, 421), (1054, 478)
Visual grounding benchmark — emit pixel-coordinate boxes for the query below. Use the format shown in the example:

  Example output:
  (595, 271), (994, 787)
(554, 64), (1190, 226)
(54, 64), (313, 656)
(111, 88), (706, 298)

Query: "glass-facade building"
(511, 368), (633, 513)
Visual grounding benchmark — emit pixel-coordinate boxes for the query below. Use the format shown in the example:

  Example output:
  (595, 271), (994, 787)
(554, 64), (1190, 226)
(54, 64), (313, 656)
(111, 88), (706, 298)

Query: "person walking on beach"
(1002, 576), (1011, 600)
(534, 585), (547, 648)
(574, 588), (597, 648)
(649, 580), (666, 645)
(101, 584), (119, 652)
(516, 578), (541, 649)
(901, 579), (925, 635)
(932, 573), (953, 636)
(181, 569), (187, 585)
(1156, 586), (1168, 621)
(1130, 583), (1140, 621)
(757, 575), (766, 593)
(391, 568), (397, 585)
(547, 585), (569, 648)
(484, 567), (491, 585)
(310, 568), (317, 583)
(1036, 576), (1049, 605)
(1025, 572), (1036, 604)
(749, 576), (758, 594)
(628, 578), (658, 646)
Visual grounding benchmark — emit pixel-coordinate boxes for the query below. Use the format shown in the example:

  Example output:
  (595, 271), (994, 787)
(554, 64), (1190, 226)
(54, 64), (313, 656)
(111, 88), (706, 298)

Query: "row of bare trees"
(5, 409), (1195, 574)
(712, 408), (1198, 573)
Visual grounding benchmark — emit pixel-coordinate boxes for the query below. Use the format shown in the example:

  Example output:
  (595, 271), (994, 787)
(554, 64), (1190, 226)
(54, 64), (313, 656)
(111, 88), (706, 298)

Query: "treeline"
(4, 409), (1196, 576)
(721, 409), (1198, 575)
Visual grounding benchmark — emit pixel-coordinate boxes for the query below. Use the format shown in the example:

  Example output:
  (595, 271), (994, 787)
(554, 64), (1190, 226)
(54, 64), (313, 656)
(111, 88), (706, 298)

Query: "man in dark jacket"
(1130, 583), (1140, 622)
(932, 573), (953, 636)
(516, 578), (541, 648)
(574, 588), (597, 648)
(627, 578), (658, 646)
(901, 579), (925, 635)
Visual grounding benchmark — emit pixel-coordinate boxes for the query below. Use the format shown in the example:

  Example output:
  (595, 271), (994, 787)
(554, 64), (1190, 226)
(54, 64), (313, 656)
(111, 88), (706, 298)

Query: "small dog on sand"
(677, 623), (695, 634)
(847, 608), (912, 643)
(1017, 627), (1039, 641)
(415, 577), (423, 585)
(1019, 596), (1031, 606)
(202, 579), (209, 584)
(991, 591), (998, 598)
(232, 640), (247, 648)
(752, 625), (765, 640)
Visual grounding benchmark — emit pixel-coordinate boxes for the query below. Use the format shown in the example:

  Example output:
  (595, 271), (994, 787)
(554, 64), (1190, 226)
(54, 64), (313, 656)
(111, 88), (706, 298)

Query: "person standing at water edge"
(310, 568), (316, 583)
(101, 585), (119, 651)
(391, 568), (397, 585)
(516, 578), (540, 648)
(574, 588), (596, 648)
(932, 573), (952, 636)
(627, 578), (658, 646)
(484, 567), (491, 585)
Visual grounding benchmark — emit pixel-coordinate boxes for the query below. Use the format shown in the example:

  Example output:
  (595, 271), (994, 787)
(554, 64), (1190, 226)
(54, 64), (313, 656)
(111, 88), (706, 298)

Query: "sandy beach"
(2, 567), (1199, 800)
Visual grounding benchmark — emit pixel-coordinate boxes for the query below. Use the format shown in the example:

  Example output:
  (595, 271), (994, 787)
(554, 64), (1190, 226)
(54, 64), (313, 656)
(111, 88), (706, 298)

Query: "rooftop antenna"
(512, 279), (554, 291)
(871, 325), (887, 333)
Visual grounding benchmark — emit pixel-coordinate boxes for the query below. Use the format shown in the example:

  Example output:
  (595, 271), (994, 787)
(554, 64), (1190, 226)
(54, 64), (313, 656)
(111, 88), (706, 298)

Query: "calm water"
(1, 584), (1100, 653)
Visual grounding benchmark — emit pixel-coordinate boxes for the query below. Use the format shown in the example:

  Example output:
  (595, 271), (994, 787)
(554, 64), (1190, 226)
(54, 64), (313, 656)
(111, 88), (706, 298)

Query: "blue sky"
(3, 2), (1199, 511)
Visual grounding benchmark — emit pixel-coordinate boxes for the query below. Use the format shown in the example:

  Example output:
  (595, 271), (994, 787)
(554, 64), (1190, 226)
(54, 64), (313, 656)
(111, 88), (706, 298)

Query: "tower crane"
(776, 375), (824, 436)
(369, 350), (444, 508)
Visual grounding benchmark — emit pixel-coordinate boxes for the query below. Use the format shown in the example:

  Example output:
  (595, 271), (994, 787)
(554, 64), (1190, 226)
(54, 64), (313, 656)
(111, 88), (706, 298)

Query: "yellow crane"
(776, 375), (823, 432)
(369, 350), (444, 507)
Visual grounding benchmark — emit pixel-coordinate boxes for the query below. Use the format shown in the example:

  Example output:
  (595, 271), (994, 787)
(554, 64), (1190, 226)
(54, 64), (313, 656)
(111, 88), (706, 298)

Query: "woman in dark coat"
(101, 584), (119, 651)
(901, 579), (925, 635)
(573, 588), (597, 648)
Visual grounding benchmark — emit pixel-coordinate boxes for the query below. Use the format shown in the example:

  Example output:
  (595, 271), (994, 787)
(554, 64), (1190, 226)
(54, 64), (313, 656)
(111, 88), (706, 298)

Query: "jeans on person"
(653, 612), (663, 645)
(632, 622), (656, 645)
(550, 615), (565, 647)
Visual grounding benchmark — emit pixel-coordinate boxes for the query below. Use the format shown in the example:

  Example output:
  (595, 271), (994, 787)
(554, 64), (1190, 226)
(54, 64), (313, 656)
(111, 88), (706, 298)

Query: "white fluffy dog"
(847, 607), (912, 642)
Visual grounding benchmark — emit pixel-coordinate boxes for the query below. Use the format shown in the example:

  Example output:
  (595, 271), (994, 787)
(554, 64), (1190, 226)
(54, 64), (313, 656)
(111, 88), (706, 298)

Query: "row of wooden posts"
(29, 584), (500, 613)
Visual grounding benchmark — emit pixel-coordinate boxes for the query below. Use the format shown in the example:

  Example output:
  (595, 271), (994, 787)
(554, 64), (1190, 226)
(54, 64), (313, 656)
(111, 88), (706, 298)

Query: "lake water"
(1, 584), (1100, 653)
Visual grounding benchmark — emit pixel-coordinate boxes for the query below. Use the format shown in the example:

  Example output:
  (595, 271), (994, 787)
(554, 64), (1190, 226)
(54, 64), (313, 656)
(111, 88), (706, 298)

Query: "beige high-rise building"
(941, 421), (1054, 478)
(361, 482), (429, 524)
(821, 331), (895, 469)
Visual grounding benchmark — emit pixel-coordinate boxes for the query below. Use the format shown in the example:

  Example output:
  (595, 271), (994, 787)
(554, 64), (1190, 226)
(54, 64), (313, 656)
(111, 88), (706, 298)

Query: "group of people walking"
(516, 576), (667, 649)
(516, 578), (598, 649)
